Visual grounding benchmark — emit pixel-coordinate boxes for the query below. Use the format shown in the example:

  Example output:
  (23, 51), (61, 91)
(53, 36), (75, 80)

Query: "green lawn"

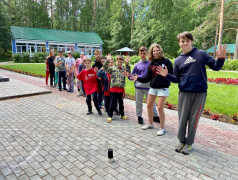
(0, 63), (45, 75)
(1, 63), (237, 116)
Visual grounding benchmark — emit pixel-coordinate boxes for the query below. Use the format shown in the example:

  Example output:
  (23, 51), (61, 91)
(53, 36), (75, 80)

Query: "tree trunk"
(51, 0), (53, 28)
(130, 0), (135, 47)
(218, 0), (224, 46)
(93, 0), (96, 31)
(234, 29), (238, 59)
(213, 23), (219, 58)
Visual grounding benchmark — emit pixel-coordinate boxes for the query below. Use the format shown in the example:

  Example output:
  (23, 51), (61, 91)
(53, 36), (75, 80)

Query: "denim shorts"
(148, 87), (169, 97)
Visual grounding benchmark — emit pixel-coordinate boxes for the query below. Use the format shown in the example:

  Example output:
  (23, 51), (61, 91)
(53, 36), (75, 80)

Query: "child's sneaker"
(98, 110), (102, 115)
(157, 128), (166, 136)
(175, 143), (185, 153)
(87, 111), (92, 115)
(138, 116), (144, 124)
(142, 124), (154, 130)
(107, 117), (112, 123)
(181, 144), (193, 155)
(121, 116), (128, 120)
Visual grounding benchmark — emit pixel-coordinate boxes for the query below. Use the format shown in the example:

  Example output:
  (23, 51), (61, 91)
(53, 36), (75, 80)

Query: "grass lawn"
(0, 63), (237, 116)
(0, 63), (45, 75)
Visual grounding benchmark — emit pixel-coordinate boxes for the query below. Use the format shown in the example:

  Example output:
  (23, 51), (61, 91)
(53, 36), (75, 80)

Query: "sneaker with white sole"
(175, 143), (185, 153)
(107, 117), (112, 123)
(121, 116), (128, 120)
(157, 128), (166, 136)
(181, 144), (193, 155)
(142, 124), (154, 130)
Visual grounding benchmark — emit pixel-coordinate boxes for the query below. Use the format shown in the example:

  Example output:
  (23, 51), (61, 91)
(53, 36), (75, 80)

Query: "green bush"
(12, 53), (22, 63)
(221, 60), (229, 70)
(38, 52), (47, 62)
(208, 59), (238, 71)
(73, 52), (80, 59)
(227, 59), (238, 71)
(22, 52), (30, 63)
(32, 52), (47, 63)
(170, 58), (175, 66)
(33, 53), (40, 63)
(63, 52), (68, 58)
(130, 55), (141, 65)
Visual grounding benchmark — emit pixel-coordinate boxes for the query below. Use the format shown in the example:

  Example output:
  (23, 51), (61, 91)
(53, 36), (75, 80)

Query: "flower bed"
(208, 78), (238, 85)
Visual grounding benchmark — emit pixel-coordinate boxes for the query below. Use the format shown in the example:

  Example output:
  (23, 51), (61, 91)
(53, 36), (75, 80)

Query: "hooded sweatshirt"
(166, 47), (225, 92)
(137, 57), (173, 89)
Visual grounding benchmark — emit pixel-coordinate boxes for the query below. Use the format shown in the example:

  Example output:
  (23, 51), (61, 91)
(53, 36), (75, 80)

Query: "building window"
(16, 46), (22, 54)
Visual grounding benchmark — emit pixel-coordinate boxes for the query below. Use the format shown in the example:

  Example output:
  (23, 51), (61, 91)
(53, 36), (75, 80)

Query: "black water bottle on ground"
(108, 148), (114, 163)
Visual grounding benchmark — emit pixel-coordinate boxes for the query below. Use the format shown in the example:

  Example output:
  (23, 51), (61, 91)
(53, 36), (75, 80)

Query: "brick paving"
(0, 68), (238, 180)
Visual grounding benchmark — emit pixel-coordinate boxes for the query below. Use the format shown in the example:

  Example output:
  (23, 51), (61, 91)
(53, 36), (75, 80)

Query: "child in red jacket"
(77, 58), (102, 115)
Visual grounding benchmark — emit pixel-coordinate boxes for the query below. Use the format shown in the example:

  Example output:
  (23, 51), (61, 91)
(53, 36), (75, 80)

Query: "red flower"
(233, 113), (237, 121)
(167, 103), (173, 109)
(211, 114), (219, 120)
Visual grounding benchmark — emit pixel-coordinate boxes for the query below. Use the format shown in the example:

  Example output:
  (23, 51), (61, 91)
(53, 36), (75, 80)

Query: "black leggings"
(49, 65), (55, 86)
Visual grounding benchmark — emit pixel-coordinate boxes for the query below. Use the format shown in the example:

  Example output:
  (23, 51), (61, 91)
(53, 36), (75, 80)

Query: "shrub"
(227, 59), (238, 71)
(38, 52), (47, 62)
(91, 56), (96, 62)
(210, 59), (238, 71)
(12, 53), (22, 63)
(73, 52), (80, 59)
(22, 52), (30, 63)
(130, 55), (141, 65)
(221, 60), (229, 70)
(33, 53), (40, 63)
(63, 52), (68, 58)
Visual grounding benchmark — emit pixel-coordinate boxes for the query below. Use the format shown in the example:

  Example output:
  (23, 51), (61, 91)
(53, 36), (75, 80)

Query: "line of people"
(45, 31), (229, 155)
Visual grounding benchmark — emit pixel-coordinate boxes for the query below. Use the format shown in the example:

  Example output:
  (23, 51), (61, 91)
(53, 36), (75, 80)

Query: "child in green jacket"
(104, 55), (131, 123)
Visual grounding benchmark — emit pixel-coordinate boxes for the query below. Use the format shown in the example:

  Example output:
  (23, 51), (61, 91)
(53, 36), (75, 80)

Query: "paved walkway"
(0, 69), (238, 180)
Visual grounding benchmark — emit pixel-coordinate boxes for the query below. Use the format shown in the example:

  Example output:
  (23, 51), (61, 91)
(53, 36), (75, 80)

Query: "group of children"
(46, 50), (86, 94)
(45, 31), (229, 155)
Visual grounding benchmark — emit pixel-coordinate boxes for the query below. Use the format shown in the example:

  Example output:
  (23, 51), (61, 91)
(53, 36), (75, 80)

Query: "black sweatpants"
(108, 92), (124, 118)
(58, 71), (66, 90)
(86, 92), (100, 112)
(104, 95), (110, 113)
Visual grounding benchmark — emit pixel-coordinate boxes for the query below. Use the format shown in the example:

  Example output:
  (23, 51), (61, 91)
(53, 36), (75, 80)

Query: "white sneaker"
(157, 128), (166, 136)
(142, 124), (154, 130)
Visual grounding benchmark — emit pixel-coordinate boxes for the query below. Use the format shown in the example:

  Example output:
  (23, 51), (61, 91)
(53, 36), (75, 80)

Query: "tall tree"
(0, 7), (11, 52)
(218, 0), (224, 46)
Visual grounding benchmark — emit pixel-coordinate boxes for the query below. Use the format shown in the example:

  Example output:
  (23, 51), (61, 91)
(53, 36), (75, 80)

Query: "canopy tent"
(116, 47), (135, 56)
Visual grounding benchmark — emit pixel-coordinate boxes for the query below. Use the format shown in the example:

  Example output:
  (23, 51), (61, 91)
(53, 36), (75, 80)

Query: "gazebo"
(116, 47), (135, 56)
(207, 44), (235, 60)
